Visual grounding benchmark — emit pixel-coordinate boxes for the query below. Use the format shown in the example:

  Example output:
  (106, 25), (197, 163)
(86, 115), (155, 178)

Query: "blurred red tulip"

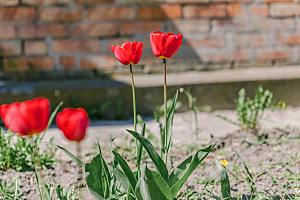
(56, 108), (89, 142)
(150, 31), (183, 59)
(0, 97), (50, 136)
(111, 41), (143, 65)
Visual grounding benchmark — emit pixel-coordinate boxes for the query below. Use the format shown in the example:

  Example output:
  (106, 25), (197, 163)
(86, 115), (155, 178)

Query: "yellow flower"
(277, 101), (286, 110)
(220, 159), (229, 167)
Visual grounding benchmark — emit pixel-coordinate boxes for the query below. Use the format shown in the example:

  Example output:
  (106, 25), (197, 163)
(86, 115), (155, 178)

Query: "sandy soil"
(1, 107), (300, 199)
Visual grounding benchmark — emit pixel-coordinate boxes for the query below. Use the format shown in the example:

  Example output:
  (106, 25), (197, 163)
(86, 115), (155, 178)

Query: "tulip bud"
(56, 108), (89, 142)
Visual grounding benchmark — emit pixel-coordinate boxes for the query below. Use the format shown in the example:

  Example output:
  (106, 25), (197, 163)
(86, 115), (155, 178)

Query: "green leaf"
(47, 102), (63, 129)
(56, 145), (84, 167)
(85, 155), (108, 199)
(111, 165), (129, 192)
(163, 91), (178, 155)
(136, 122), (146, 169)
(112, 151), (137, 192)
(136, 166), (173, 200)
(40, 102), (63, 141)
(96, 141), (111, 197)
(220, 167), (231, 199)
(34, 168), (51, 200)
(126, 129), (169, 182)
(169, 144), (215, 196)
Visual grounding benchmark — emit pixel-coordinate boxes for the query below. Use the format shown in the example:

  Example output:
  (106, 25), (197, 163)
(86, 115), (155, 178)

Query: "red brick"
(0, 0), (18, 6)
(0, 7), (36, 21)
(0, 41), (21, 56)
(80, 55), (115, 71)
(4, 57), (54, 72)
(3, 58), (28, 72)
(0, 25), (16, 40)
(165, 0), (210, 2)
(25, 41), (47, 55)
(278, 34), (300, 45)
(138, 5), (182, 20)
(173, 19), (210, 33)
(87, 6), (136, 21)
(183, 4), (227, 18)
(250, 5), (268, 17)
(201, 50), (251, 63)
(76, 0), (114, 4)
(71, 23), (118, 37)
(213, 18), (294, 33)
(236, 35), (267, 48)
(27, 57), (54, 71)
(60, 56), (76, 70)
(40, 7), (82, 22)
(187, 37), (225, 48)
(227, 4), (244, 17)
(17, 24), (68, 39)
(264, 0), (293, 3)
(120, 21), (163, 35)
(52, 40), (99, 53)
(270, 3), (300, 17)
(257, 50), (289, 61)
(22, 0), (71, 5)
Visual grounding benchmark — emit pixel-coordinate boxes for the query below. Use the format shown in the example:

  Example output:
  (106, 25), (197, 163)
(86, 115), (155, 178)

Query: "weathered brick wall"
(0, 0), (299, 78)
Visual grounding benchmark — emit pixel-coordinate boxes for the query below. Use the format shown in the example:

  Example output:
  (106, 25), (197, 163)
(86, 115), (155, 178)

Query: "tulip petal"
(131, 42), (143, 64)
(164, 34), (182, 58)
(114, 46), (130, 65)
(150, 32), (167, 58)
(56, 108), (89, 142)
(0, 97), (50, 136)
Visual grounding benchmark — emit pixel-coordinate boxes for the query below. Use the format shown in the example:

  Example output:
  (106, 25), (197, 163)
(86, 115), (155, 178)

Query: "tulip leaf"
(162, 91), (178, 158)
(40, 102), (63, 141)
(56, 145), (84, 167)
(85, 153), (111, 199)
(220, 167), (231, 199)
(34, 168), (51, 200)
(169, 144), (215, 196)
(126, 129), (169, 182)
(136, 122), (146, 170)
(47, 101), (63, 129)
(112, 151), (137, 192)
(111, 165), (129, 192)
(136, 166), (172, 200)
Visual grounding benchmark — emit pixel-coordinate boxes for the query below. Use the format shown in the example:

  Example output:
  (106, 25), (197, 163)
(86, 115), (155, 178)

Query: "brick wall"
(0, 0), (300, 78)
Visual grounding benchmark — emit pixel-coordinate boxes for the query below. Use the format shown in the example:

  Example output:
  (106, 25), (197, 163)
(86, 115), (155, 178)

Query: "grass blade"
(56, 145), (84, 167)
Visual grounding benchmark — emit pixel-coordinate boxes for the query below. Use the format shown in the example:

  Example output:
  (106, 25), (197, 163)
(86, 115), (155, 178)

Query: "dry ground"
(1, 107), (300, 199)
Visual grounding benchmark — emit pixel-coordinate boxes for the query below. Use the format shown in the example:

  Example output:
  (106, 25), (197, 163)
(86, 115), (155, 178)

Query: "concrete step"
(1, 65), (300, 119)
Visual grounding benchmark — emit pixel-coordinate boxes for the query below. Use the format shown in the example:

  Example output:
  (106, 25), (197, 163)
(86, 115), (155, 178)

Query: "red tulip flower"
(56, 108), (89, 142)
(150, 31), (183, 59)
(111, 41), (143, 133)
(111, 41), (143, 65)
(150, 31), (183, 163)
(0, 97), (50, 136)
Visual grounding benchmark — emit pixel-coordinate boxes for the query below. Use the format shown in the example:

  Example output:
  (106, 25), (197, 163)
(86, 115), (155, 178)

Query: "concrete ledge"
(114, 65), (300, 87)
(1, 65), (300, 119)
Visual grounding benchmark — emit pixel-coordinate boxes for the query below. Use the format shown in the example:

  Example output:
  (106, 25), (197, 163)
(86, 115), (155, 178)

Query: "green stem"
(76, 142), (83, 199)
(163, 58), (168, 163)
(30, 136), (45, 200)
(130, 64), (139, 172)
(130, 64), (137, 132)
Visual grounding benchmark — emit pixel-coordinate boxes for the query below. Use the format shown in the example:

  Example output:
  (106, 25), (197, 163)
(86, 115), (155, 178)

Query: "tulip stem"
(130, 64), (137, 132)
(130, 64), (140, 172)
(76, 142), (83, 198)
(163, 58), (168, 164)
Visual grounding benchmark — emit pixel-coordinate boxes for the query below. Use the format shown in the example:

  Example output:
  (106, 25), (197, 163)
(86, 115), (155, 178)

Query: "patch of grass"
(237, 86), (274, 132)
(0, 179), (23, 200)
(0, 129), (56, 171)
